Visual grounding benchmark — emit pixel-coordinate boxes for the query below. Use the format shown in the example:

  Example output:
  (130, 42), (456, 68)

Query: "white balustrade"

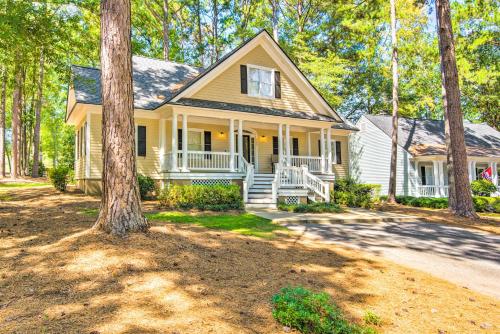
(241, 156), (254, 202)
(163, 151), (232, 171)
(417, 185), (449, 198)
(275, 164), (330, 202)
(289, 155), (322, 172)
(303, 167), (330, 202)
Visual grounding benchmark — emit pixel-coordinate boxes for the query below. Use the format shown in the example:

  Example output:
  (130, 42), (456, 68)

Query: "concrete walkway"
(250, 208), (500, 299)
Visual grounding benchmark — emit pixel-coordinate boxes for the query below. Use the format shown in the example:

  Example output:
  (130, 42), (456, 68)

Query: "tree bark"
(11, 62), (23, 179)
(270, 0), (279, 41)
(32, 50), (44, 178)
(94, 0), (148, 235)
(435, 0), (477, 218)
(162, 0), (169, 61)
(0, 68), (6, 177)
(212, 0), (219, 62)
(387, 0), (399, 203)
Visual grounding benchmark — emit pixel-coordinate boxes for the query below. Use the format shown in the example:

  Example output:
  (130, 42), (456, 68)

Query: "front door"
(242, 135), (255, 165)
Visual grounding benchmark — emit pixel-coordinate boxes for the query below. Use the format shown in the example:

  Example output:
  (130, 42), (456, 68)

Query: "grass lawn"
(147, 211), (287, 238)
(0, 181), (51, 188)
(1, 187), (499, 334)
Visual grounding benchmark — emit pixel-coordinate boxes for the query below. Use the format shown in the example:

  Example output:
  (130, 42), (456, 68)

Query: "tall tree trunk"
(32, 50), (44, 178)
(387, 0), (399, 203)
(94, 0), (148, 235)
(196, 0), (203, 65)
(0, 68), (6, 177)
(435, 0), (477, 218)
(270, 0), (279, 41)
(162, 0), (169, 61)
(11, 63), (23, 179)
(212, 0), (219, 62)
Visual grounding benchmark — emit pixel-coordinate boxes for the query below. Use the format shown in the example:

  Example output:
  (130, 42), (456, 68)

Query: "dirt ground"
(1, 187), (498, 334)
(376, 202), (500, 234)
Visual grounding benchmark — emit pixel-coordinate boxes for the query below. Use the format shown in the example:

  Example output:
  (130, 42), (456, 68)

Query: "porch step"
(249, 188), (272, 194)
(245, 203), (277, 209)
(248, 193), (273, 199)
(246, 197), (275, 204)
(251, 184), (272, 189)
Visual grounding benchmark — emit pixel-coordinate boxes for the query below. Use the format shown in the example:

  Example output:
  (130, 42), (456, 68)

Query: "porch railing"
(275, 164), (330, 202)
(164, 151), (234, 171)
(289, 155), (323, 173)
(417, 185), (449, 198)
(241, 157), (254, 202)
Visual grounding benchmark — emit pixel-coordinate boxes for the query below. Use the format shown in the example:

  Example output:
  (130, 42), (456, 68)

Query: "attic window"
(248, 65), (274, 98)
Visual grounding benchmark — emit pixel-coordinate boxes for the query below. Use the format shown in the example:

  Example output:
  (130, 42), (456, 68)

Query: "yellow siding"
(192, 45), (316, 114)
(309, 133), (349, 178)
(90, 115), (161, 179)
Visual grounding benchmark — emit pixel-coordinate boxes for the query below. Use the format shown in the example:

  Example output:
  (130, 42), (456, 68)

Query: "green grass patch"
(278, 202), (343, 213)
(146, 211), (287, 238)
(78, 208), (98, 217)
(0, 182), (51, 188)
(0, 192), (12, 201)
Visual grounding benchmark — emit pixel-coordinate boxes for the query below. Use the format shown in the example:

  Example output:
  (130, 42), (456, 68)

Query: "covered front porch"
(414, 158), (499, 198)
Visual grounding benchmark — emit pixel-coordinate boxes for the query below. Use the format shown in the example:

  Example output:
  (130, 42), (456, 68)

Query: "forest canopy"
(0, 0), (498, 173)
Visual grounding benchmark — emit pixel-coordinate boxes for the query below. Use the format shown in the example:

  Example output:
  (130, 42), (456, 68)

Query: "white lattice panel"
(285, 196), (300, 205)
(191, 179), (231, 186)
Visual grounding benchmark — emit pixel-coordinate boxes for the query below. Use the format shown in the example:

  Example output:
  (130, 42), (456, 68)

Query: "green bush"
(278, 202), (343, 213)
(471, 179), (498, 197)
(393, 195), (500, 213)
(48, 166), (70, 192)
(363, 311), (381, 326)
(272, 286), (377, 334)
(333, 178), (379, 209)
(158, 184), (243, 211)
(137, 174), (156, 200)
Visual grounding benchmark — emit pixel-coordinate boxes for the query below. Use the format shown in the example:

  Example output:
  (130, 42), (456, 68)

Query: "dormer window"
(248, 65), (274, 98)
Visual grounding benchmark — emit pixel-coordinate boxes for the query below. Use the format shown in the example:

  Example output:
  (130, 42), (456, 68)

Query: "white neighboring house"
(350, 115), (500, 197)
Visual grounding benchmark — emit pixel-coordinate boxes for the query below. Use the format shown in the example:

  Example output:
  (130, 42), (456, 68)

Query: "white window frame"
(247, 64), (275, 99)
(187, 128), (204, 151)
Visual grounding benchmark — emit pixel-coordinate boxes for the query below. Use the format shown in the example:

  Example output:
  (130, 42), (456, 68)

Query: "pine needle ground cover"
(1, 186), (498, 333)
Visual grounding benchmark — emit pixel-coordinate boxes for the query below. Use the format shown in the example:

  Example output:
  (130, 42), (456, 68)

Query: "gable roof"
(71, 56), (202, 110)
(365, 114), (500, 157)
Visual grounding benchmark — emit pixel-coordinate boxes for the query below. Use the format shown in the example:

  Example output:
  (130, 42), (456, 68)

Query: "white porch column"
(471, 161), (477, 181)
(307, 132), (311, 156)
(159, 118), (166, 171)
(439, 161), (445, 196)
(326, 127), (333, 174)
(181, 113), (188, 172)
(432, 161), (440, 197)
(85, 112), (91, 179)
(238, 120), (243, 170)
(285, 124), (291, 166)
(278, 124), (283, 164)
(229, 119), (235, 172)
(171, 112), (178, 171)
(492, 162), (498, 186)
(414, 161), (420, 197)
(320, 128), (325, 173)
(468, 160), (473, 182)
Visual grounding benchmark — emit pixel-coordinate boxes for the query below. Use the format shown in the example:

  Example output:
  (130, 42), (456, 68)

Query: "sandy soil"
(0, 187), (498, 333)
(376, 203), (500, 234)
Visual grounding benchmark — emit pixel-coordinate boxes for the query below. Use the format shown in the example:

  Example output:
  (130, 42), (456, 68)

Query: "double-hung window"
(248, 66), (274, 98)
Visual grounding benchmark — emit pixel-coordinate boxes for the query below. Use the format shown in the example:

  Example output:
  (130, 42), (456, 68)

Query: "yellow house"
(66, 30), (358, 208)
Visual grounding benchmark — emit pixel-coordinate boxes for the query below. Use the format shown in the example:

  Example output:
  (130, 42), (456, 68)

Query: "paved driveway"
(280, 220), (500, 299)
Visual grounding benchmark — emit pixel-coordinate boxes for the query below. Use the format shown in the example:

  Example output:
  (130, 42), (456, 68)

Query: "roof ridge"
(71, 55), (203, 72)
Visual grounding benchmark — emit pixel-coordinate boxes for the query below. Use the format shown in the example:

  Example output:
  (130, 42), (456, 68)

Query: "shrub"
(333, 178), (379, 209)
(272, 286), (377, 334)
(278, 202), (343, 213)
(158, 184), (243, 211)
(363, 311), (382, 326)
(392, 195), (500, 213)
(471, 179), (497, 197)
(137, 174), (156, 200)
(473, 196), (500, 213)
(48, 166), (70, 192)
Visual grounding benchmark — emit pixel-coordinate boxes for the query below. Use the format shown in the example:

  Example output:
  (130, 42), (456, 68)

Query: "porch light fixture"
(259, 135), (267, 142)
(218, 131), (225, 138)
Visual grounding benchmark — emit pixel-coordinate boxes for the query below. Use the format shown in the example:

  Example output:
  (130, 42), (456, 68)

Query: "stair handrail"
(241, 156), (254, 203)
(301, 165), (330, 202)
(272, 163), (282, 204)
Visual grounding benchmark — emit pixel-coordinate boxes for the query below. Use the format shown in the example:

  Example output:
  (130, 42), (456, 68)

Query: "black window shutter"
(272, 136), (278, 155)
(335, 141), (342, 164)
(420, 166), (426, 185)
(317, 140), (321, 157)
(275, 71), (281, 98)
(137, 126), (146, 157)
(177, 129), (182, 151)
(204, 131), (212, 151)
(292, 138), (299, 156)
(240, 65), (247, 94)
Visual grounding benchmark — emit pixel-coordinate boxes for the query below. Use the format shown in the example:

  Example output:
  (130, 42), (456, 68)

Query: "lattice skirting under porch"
(191, 179), (232, 186)
(284, 196), (300, 205)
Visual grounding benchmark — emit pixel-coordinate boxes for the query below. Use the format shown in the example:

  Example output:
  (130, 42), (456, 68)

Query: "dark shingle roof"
(72, 56), (202, 110)
(365, 114), (500, 156)
(169, 98), (338, 122)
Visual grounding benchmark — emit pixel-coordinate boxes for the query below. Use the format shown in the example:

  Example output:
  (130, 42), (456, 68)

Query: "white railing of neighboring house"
(302, 166), (330, 202)
(241, 156), (254, 202)
(290, 155), (323, 173)
(417, 185), (449, 198)
(275, 164), (330, 202)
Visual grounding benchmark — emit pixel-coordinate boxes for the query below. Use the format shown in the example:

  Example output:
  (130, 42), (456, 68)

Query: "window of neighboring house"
(335, 141), (342, 164)
(248, 65), (274, 98)
(272, 136), (279, 155)
(137, 125), (146, 157)
(420, 165), (434, 185)
(292, 138), (299, 156)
